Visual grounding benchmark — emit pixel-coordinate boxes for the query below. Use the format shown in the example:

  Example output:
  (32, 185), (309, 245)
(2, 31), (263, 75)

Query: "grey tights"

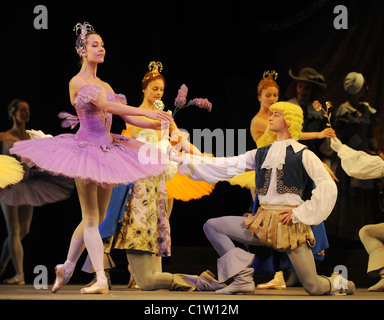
(203, 216), (331, 295)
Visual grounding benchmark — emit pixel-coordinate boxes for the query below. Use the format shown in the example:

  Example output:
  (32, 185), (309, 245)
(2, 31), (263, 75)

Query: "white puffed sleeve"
(337, 144), (384, 179)
(180, 150), (257, 185)
(291, 150), (338, 225)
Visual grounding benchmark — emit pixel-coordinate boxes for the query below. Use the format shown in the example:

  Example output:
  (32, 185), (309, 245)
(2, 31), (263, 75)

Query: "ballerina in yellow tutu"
(0, 155), (24, 189)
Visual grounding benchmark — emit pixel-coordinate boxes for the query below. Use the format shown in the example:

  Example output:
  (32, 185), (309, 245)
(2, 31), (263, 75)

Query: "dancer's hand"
(330, 137), (342, 152)
(145, 110), (173, 122)
(169, 147), (185, 164)
(318, 128), (336, 139)
(279, 209), (293, 225)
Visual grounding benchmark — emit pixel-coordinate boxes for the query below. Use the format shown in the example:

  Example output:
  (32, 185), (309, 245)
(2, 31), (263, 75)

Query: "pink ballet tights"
(65, 223), (107, 286)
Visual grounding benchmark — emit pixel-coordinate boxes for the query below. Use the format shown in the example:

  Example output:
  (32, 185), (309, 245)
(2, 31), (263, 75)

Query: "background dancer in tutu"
(173, 101), (355, 296)
(0, 99), (73, 285)
(10, 22), (172, 294)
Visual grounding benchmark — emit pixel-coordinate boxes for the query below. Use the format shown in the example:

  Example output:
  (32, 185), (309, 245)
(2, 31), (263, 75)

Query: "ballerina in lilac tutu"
(10, 22), (173, 294)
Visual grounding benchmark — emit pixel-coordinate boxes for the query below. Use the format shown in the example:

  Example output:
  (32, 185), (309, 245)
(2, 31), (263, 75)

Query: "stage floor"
(1, 284), (383, 300)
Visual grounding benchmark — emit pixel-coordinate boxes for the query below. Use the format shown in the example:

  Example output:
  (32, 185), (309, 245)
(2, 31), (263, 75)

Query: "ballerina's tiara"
(142, 61), (163, 82)
(263, 70), (278, 80)
(258, 70), (279, 94)
(73, 21), (95, 57)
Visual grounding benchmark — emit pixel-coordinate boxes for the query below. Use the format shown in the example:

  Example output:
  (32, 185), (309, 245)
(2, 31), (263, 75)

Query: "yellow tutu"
(0, 155), (24, 188)
(166, 172), (215, 201)
(227, 171), (255, 189)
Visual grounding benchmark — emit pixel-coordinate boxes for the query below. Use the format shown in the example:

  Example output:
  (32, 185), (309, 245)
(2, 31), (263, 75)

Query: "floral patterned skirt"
(113, 173), (171, 257)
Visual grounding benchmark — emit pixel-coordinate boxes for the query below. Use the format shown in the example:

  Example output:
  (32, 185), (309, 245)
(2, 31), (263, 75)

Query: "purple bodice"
(73, 85), (126, 146)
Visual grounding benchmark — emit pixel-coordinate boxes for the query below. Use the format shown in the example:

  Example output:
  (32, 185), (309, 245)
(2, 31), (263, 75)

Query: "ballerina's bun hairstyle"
(270, 102), (303, 140)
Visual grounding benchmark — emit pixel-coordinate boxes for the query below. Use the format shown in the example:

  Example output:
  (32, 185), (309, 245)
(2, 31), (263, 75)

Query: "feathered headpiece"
(73, 22), (95, 57)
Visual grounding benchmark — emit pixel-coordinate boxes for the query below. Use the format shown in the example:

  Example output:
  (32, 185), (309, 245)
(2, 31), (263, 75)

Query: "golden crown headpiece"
(142, 61), (163, 82)
(258, 70), (279, 95)
(262, 70), (278, 80)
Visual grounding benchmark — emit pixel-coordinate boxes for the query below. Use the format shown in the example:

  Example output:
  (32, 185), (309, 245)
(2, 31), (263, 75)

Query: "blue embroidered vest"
(254, 144), (311, 198)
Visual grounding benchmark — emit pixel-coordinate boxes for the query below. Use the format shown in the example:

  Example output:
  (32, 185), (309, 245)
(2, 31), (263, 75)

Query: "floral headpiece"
(74, 22), (95, 57)
(258, 70), (279, 95)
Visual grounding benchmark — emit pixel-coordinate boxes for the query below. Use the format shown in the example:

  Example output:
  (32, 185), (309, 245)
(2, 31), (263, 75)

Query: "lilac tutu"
(10, 85), (168, 188)
(0, 166), (74, 206)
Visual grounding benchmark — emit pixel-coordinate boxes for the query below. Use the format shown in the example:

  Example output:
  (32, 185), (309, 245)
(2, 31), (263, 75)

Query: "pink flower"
(173, 84), (213, 117)
(192, 98), (212, 112)
(174, 84), (188, 108)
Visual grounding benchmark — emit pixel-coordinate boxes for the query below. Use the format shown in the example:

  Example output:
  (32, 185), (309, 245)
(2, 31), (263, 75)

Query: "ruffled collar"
(261, 139), (305, 170)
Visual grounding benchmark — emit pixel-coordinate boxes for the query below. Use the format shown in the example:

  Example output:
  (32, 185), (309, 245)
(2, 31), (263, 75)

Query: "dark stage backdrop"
(1, 1), (383, 282)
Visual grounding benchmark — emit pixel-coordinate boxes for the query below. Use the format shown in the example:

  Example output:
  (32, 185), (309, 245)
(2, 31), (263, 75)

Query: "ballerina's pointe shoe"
(80, 280), (109, 294)
(51, 264), (73, 293)
(257, 271), (286, 290)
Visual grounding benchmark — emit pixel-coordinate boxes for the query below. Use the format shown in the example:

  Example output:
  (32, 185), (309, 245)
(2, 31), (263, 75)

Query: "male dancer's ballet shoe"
(80, 280), (109, 294)
(51, 264), (73, 293)
(327, 272), (355, 295)
(3, 275), (25, 285)
(197, 270), (226, 291)
(215, 268), (255, 295)
(257, 271), (286, 290)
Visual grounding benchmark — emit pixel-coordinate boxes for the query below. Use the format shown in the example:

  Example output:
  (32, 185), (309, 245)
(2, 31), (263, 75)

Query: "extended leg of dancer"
(126, 250), (225, 292)
(204, 215), (355, 295)
(52, 180), (110, 294)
